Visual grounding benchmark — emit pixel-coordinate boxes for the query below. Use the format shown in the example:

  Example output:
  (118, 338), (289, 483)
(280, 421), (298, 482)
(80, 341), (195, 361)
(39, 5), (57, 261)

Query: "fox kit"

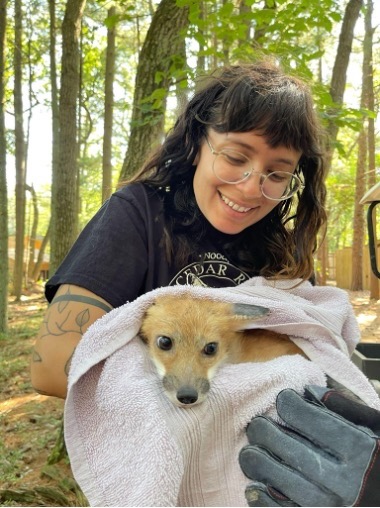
(139, 295), (304, 407)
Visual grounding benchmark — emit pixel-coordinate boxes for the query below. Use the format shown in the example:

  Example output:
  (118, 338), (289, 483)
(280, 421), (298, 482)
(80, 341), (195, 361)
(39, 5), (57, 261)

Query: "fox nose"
(177, 386), (198, 405)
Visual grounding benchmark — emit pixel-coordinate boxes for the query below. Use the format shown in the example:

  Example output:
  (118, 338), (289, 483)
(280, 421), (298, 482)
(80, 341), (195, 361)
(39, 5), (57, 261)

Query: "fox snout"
(162, 374), (210, 406)
(144, 330), (219, 407)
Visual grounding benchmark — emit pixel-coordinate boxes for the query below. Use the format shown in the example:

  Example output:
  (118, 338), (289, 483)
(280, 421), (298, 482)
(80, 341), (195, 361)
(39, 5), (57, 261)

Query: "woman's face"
(193, 130), (302, 235)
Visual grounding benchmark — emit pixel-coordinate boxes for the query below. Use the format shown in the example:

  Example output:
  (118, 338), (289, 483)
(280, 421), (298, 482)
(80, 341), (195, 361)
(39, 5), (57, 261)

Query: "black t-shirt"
(46, 183), (252, 308)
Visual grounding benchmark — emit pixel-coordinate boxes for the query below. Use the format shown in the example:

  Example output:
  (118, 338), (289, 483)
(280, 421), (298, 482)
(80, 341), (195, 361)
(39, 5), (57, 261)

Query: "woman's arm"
(30, 284), (113, 399)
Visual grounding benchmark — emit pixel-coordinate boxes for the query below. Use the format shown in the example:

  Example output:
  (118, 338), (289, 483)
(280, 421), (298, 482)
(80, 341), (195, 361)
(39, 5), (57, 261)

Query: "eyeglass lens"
(213, 150), (300, 200)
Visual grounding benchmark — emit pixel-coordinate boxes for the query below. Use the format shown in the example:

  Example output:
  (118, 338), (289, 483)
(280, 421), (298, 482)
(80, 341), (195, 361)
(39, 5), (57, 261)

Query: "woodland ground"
(0, 285), (379, 506)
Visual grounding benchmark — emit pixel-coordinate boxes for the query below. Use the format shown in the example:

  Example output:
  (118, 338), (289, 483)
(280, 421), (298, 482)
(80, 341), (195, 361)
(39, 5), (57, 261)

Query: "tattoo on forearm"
(52, 295), (112, 313)
(39, 291), (112, 341)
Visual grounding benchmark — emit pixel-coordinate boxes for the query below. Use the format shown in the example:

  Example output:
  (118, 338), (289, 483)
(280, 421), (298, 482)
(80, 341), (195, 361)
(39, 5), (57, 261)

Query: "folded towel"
(64, 277), (380, 507)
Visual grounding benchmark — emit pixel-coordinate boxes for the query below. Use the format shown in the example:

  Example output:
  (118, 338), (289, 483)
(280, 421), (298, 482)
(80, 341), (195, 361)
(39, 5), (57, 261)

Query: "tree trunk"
(196, 2), (206, 75)
(102, 6), (116, 203)
(325, 0), (363, 170)
(0, 0), (8, 333)
(50, 0), (86, 275)
(351, 0), (374, 292)
(363, 0), (379, 300)
(25, 185), (38, 281)
(13, 0), (27, 300)
(351, 129), (366, 290)
(118, 0), (189, 183)
(49, 0), (60, 208)
(31, 221), (51, 282)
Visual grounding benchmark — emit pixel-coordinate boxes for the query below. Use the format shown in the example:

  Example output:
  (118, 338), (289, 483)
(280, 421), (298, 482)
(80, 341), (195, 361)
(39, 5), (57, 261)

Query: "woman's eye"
(222, 152), (247, 166)
(268, 171), (288, 182)
(156, 336), (173, 351)
(203, 342), (218, 356)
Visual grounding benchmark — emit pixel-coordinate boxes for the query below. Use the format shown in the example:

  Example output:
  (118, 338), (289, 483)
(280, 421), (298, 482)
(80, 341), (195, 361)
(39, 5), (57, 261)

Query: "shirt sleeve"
(45, 184), (154, 308)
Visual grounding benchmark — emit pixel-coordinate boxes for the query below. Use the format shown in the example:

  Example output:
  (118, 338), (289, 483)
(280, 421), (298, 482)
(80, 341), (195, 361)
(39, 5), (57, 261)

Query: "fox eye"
(203, 342), (218, 356)
(156, 336), (173, 351)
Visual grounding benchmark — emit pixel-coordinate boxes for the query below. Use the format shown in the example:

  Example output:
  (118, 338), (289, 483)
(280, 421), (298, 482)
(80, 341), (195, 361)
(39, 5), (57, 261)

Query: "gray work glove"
(239, 386), (380, 506)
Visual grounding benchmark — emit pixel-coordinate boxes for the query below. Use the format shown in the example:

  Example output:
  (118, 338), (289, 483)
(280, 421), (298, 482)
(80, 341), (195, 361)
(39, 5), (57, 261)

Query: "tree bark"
(351, 129), (366, 290)
(102, 6), (116, 203)
(13, 0), (27, 300)
(119, 0), (189, 182)
(196, 1), (206, 75)
(31, 221), (51, 282)
(50, 0), (86, 274)
(25, 184), (38, 281)
(0, 0), (8, 333)
(350, 0), (373, 291)
(325, 0), (363, 170)
(49, 0), (60, 207)
(363, 0), (379, 299)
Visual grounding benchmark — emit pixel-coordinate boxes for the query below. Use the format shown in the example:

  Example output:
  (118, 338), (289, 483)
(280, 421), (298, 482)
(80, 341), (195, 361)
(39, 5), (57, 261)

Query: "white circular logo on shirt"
(170, 252), (250, 288)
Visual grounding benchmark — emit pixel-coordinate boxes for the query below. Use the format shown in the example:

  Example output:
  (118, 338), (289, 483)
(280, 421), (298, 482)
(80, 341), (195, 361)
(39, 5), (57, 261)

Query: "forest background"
(0, 0), (380, 333)
(0, 0), (380, 504)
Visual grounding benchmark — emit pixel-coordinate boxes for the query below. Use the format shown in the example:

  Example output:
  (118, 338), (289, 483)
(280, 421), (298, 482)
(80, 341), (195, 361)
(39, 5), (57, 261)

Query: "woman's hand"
(239, 385), (380, 507)
(30, 284), (112, 398)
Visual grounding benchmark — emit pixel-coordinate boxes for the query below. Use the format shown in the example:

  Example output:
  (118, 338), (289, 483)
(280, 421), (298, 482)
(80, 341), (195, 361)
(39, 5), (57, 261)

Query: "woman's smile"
(219, 191), (254, 213)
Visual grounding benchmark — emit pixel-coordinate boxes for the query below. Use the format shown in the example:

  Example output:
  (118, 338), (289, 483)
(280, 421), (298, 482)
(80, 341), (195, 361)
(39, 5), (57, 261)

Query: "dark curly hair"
(129, 61), (327, 281)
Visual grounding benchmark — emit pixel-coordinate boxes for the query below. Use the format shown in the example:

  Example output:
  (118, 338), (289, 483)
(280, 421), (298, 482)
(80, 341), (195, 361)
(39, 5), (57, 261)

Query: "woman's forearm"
(30, 284), (112, 398)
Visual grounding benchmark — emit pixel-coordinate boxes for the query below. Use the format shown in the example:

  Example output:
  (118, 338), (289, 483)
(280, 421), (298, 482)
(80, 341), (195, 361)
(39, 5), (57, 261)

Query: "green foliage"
(104, 5), (135, 28)
(324, 122), (380, 252)
(3, 0), (380, 281)
(182, 0), (343, 78)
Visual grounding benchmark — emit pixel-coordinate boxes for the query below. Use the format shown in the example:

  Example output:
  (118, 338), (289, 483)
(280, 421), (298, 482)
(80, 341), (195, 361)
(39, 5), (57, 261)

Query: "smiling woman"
(31, 60), (327, 400)
(29, 60), (380, 508)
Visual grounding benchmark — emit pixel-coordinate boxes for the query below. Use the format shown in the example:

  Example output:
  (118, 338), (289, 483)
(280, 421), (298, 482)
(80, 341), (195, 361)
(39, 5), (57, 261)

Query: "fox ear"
(232, 303), (269, 320)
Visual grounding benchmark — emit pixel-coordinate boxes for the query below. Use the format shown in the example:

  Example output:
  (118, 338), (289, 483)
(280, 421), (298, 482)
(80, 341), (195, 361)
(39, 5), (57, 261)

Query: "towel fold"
(64, 277), (380, 507)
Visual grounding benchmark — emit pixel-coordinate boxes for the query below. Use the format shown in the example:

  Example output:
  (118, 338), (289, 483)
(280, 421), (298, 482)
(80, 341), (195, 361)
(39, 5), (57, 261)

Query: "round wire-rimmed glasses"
(206, 137), (304, 201)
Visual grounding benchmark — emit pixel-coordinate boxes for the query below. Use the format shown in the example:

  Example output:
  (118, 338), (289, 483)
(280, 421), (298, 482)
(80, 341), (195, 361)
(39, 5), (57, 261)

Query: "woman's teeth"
(220, 193), (251, 213)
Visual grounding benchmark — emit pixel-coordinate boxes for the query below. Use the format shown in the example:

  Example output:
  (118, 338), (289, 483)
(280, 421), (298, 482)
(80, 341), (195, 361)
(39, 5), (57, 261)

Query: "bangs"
(207, 70), (318, 155)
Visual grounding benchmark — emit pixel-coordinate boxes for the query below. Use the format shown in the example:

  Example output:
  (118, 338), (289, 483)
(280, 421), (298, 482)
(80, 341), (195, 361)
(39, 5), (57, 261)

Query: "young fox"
(139, 295), (304, 407)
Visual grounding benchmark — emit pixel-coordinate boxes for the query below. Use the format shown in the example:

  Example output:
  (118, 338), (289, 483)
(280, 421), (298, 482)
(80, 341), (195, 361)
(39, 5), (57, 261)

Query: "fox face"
(139, 295), (303, 407)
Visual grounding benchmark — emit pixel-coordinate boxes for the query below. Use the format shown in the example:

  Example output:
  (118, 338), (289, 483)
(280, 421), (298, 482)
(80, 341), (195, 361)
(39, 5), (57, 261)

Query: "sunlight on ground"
(0, 393), (48, 415)
(356, 313), (377, 327)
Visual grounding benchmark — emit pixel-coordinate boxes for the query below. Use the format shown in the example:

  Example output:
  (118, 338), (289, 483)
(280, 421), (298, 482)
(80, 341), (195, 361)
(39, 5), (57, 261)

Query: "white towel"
(64, 277), (380, 507)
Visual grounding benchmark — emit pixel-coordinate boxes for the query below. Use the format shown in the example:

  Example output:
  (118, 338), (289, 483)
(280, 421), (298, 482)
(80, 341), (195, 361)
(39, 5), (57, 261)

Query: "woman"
(30, 61), (379, 506)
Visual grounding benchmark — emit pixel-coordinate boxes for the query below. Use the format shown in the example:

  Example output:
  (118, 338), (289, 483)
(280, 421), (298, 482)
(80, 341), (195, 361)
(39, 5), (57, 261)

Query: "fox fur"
(139, 295), (305, 407)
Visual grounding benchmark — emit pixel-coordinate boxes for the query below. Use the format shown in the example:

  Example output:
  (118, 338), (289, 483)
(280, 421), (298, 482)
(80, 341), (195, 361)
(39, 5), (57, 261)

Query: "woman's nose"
(237, 172), (263, 198)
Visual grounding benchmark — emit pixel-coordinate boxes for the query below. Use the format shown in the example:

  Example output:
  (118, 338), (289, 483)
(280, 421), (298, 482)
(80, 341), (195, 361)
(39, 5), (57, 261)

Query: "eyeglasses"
(205, 137), (304, 201)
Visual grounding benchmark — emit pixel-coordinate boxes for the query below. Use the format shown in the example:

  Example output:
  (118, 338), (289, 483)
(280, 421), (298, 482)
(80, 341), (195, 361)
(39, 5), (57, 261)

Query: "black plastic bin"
(351, 343), (380, 381)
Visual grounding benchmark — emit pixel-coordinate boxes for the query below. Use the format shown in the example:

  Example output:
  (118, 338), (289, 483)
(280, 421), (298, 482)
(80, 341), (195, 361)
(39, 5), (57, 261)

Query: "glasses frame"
(205, 137), (304, 202)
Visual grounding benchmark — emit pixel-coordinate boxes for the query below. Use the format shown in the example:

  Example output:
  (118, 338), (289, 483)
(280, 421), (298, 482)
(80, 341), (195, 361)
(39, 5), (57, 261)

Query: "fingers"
(245, 416), (339, 479)
(305, 385), (380, 435)
(245, 481), (297, 507)
(275, 389), (372, 456)
(239, 444), (341, 507)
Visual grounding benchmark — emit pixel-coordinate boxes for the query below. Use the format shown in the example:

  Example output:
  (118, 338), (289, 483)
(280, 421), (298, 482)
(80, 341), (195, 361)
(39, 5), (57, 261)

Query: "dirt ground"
(0, 287), (379, 506)
(0, 289), (84, 506)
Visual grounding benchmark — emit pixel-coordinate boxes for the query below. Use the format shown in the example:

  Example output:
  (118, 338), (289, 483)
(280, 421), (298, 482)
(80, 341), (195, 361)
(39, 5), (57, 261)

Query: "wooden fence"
(334, 243), (380, 291)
